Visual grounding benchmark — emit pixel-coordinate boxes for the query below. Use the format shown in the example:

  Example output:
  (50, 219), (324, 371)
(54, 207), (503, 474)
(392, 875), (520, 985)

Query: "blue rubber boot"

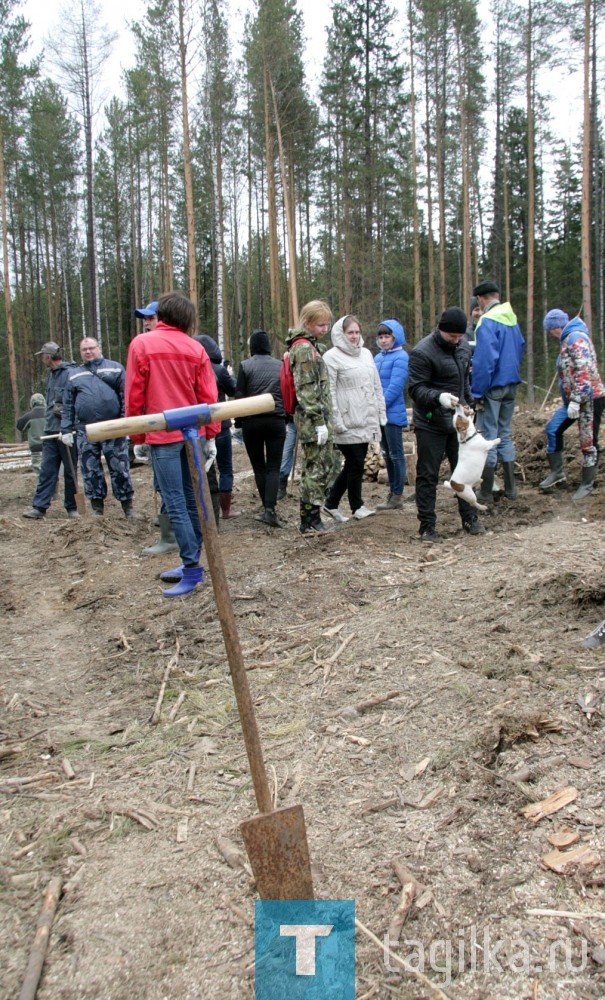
(162, 565), (204, 598)
(160, 564), (184, 582)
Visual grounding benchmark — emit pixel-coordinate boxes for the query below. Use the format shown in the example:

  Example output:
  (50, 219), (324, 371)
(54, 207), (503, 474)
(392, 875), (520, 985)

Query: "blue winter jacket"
(373, 320), (409, 427)
(43, 361), (76, 434)
(61, 356), (125, 430)
(471, 301), (525, 399)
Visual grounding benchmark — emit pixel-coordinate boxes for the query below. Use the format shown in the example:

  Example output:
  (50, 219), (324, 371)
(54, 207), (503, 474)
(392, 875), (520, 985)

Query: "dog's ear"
(455, 413), (469, 439)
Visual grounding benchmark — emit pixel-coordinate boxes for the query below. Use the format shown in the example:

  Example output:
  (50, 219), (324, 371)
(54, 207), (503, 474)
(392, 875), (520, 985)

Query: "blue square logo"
(255, 899), (355, 999)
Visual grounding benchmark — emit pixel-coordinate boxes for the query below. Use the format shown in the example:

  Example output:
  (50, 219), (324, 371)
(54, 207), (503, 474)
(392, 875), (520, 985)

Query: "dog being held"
(444, 404), (501, 511)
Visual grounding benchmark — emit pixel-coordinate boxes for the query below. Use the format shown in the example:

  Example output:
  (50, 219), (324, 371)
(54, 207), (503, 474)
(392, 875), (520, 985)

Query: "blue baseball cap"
(134, 300), (158, 318)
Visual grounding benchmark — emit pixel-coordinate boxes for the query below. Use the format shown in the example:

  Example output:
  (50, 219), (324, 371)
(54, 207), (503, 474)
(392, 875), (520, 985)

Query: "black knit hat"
(438, 307), (467, 334)
(473, 280), (499, 296)
(249, 329), (271, 355)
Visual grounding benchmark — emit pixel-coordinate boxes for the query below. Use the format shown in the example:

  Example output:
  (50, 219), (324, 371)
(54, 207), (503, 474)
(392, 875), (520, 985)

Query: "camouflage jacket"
(286, 328), (333, 445)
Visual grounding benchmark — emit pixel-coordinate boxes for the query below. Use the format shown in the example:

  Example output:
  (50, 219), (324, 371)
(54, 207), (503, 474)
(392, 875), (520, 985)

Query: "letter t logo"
(279, 924), (334, 975)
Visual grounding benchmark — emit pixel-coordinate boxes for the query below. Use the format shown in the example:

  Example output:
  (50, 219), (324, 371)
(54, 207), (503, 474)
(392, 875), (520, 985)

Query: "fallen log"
(18, 876), (63, 1000)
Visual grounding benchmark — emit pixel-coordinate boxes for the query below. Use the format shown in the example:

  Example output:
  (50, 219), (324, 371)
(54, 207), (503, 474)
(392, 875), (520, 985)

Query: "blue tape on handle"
(182, 425), (209, 521)
(164, 403), (212, 431)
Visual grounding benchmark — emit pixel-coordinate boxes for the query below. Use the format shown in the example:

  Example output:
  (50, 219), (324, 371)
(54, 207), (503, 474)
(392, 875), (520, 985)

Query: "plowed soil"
(1, 406), (604, 1000)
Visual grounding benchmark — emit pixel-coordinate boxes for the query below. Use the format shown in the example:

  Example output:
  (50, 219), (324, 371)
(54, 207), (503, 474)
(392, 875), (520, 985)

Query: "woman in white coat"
(323, 314), (386, 520)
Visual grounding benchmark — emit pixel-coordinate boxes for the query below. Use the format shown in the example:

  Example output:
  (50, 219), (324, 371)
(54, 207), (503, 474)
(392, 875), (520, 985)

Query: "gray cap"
(35, 341), (61, 358)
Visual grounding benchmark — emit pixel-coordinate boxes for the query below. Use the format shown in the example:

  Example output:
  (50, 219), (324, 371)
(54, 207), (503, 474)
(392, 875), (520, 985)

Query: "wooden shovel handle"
(184, 433), (273, 815)
(86, 394), (274, 442)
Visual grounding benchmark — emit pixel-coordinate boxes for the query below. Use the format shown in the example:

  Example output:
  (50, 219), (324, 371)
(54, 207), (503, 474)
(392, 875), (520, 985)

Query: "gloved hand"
(438, 393), (458, 410)
(59, 431), (74, 447)
(202, 438), (217, 471)
(315, 424), (329, 446)
(567, 400), (580, 420)
(380, 417), (388, 426)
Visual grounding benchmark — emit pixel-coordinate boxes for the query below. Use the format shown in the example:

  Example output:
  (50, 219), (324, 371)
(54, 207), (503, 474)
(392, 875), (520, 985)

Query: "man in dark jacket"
(60, 337), (136, 517)
(408, 308), (486, 543)
(22, 342), (79, 520)
(196, 334), (241, 520)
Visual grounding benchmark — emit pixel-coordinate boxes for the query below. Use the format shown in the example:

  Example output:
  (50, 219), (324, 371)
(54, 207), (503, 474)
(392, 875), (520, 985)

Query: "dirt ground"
(1, 405), (605, 1000)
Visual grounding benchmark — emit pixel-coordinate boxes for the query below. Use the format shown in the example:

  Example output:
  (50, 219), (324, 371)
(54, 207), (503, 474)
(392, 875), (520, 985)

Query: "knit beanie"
(438, 307), (468, 334)
(249, 330), (271, 355)
(543, 309), (569, 331)
(30, 393), (45, 407)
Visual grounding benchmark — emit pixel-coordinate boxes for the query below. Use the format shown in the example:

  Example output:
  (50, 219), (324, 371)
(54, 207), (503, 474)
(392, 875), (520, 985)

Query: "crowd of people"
(17, 283), (604, 596)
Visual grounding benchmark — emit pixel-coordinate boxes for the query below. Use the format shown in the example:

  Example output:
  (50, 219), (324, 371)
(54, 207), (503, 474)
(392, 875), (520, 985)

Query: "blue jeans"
(380, 423), (406, 495)
(280, 421), (297, 478)
(32, 439), (77, 512)
(151, 441), (202, 566)
(476, 384), (518, 468)
(216, 426), (234, 492)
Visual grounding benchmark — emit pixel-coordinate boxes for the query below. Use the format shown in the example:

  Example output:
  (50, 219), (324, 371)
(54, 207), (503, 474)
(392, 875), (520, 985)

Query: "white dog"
(444, 405), (501, 511)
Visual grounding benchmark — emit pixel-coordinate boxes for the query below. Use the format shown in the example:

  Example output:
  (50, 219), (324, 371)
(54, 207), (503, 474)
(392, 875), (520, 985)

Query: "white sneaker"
(353, 505), (375, 519)
(323, 506), (349, 523)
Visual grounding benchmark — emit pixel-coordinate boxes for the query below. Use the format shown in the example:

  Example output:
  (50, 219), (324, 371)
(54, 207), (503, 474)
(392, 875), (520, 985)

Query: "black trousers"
(326, 442), (368, 513)
(242, 414), (286, 510)
(414, 427), (477, 533)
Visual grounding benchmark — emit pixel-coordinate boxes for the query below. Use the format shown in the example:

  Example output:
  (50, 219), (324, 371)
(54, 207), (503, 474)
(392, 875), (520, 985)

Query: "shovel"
(87, 396), (315, 900)
(41, 434), (86, 516)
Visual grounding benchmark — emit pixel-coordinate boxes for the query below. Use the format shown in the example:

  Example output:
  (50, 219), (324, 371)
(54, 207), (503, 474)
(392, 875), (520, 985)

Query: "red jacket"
(125, 323), (219, 444)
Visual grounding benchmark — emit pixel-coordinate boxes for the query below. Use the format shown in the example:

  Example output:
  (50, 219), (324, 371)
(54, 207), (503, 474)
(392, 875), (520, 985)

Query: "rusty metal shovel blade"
(240, 803), (314, 900)
(183, 427), (315, 900)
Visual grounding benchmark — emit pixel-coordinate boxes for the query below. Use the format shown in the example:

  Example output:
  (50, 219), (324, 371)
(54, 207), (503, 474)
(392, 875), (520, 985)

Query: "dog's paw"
(475, 501), (488, 511)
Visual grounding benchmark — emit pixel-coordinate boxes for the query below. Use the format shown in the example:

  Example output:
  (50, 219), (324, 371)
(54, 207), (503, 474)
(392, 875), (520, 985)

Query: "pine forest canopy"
(0, 0), (603, 433)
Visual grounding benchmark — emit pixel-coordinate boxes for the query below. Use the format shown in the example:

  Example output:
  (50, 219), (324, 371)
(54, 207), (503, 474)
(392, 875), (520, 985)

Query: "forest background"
(0, 0), (602, 436)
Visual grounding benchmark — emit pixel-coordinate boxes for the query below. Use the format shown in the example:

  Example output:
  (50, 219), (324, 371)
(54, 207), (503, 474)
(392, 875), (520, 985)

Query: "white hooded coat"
(323, 317), (386, 445)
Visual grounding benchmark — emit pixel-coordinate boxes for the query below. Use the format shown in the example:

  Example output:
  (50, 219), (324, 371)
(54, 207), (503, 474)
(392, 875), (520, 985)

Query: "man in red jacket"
(125, 292), (219, 597)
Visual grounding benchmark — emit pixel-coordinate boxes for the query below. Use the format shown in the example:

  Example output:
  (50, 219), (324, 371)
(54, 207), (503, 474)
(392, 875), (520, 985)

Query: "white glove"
(567, 400), (580, 420)
(202, 438), (217, 471)
(59, 432), (74, 447)
(315, 424), (329, 446)
(438, 393), (458, 410)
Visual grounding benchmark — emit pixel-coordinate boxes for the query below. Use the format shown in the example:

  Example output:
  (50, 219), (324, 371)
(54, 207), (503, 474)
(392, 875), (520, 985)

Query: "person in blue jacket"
(471, 280), (525, 507)
(374, 319), (409, 509)
(60, 337), (136, 518)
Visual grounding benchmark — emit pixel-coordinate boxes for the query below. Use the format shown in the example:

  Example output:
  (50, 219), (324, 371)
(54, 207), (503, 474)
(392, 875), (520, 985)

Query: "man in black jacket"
(196, 334), (241, 520)
(408, 308), (486, 543)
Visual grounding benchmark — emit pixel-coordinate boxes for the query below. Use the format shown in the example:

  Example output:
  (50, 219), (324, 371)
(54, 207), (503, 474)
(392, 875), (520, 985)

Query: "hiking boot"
(420, 527), (442, 544)
(463, 519), (486, 536)
(323, 505), (349, 522)
(260, 508), (284, 528)
(539, 452), (566, 491)
(22, 507), (45, 519)
(91, 498), (104, 516)
(66, 509), (80, 520)
(277, 477), (289, 501)
(377, 493), (403, 510)
(572, 464), (597, 501)
(300, 502), (334, 533)
(353, 505), (375, 519)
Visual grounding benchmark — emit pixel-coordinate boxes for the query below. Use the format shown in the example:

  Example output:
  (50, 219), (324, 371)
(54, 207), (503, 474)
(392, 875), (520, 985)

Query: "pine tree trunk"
(269, 73), (298, 327)
(262, 62), (281, 331)
(0, 122), (19, 425)
(581, 0), (592, 330)
(525, 0), (535, 403)
(408, 0), (422, 342)
(178, 0), (197, 308)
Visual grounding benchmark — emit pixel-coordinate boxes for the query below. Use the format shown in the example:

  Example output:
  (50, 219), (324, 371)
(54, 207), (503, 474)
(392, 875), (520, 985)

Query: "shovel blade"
(240, 803), (314, 900)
